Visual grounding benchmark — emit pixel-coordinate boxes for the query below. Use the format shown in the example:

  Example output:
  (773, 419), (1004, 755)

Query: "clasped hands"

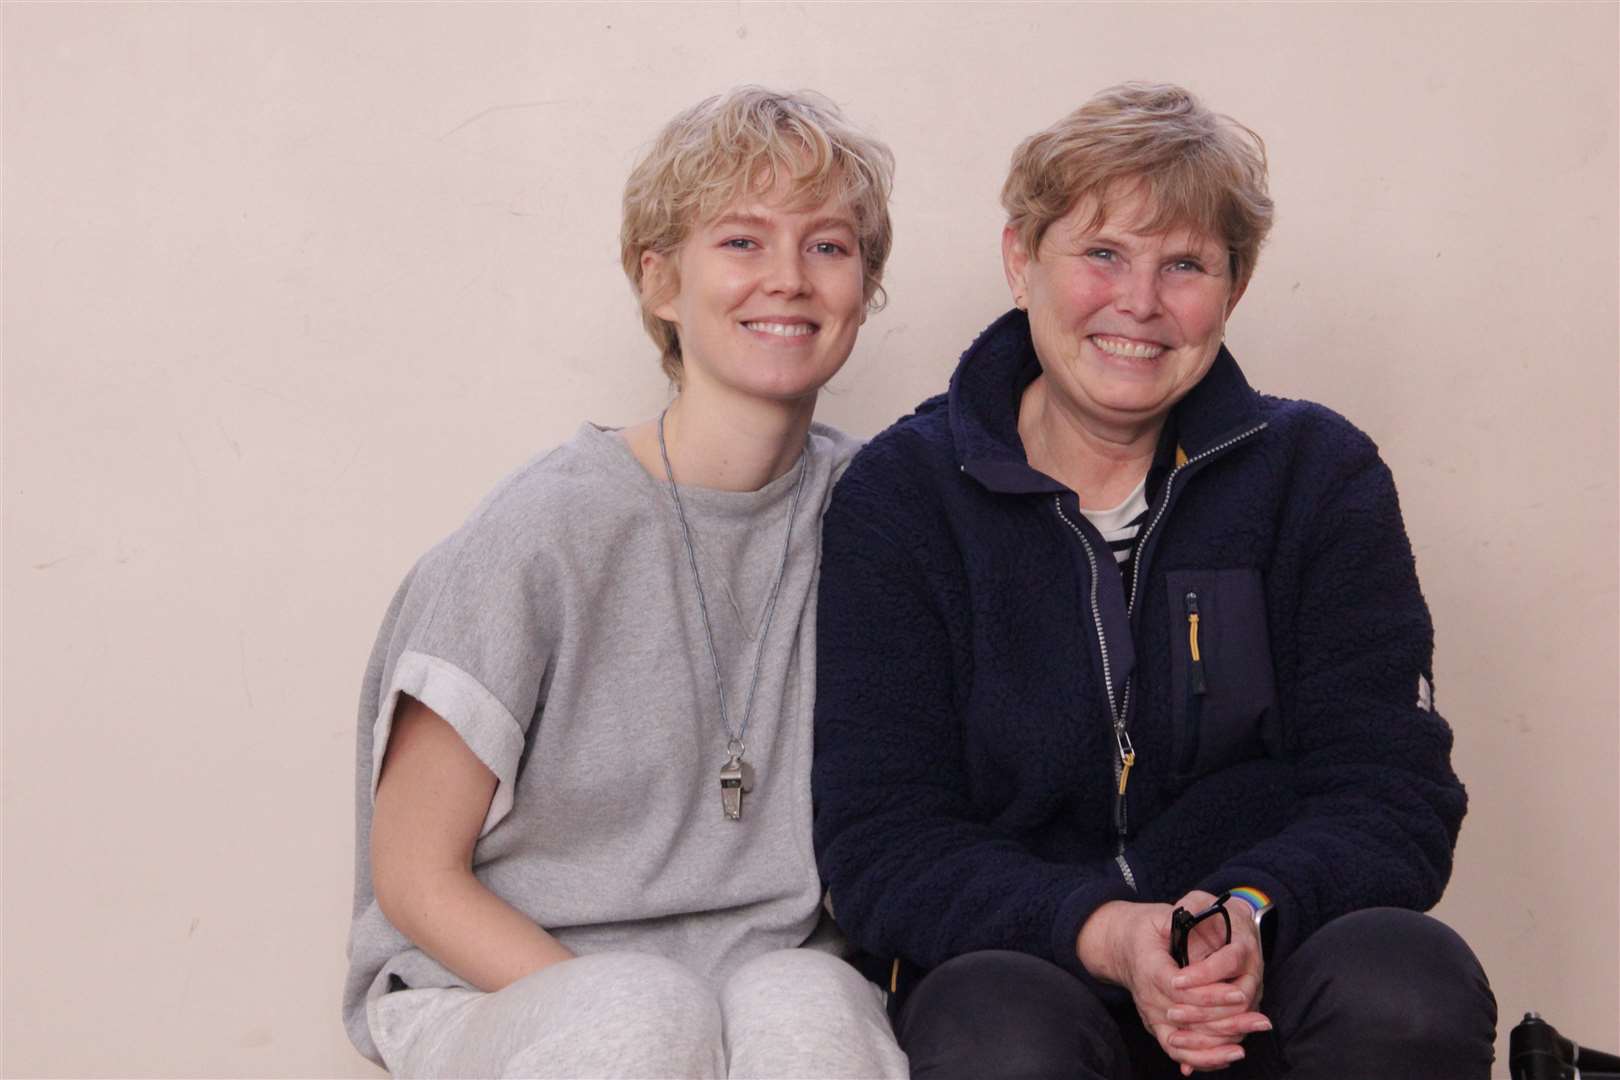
(1077, 891), (1269, 1075)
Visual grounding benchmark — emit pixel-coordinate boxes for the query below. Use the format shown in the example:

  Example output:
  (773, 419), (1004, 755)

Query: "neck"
(626, 383), (816, 492)
(1017, 377), (1161, 510)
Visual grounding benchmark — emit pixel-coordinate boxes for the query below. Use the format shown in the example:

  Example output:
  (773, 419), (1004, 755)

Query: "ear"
(1001, 226), (1031, 309)
(641, 249), (680, 324)
(1224, 274), (1249, 319)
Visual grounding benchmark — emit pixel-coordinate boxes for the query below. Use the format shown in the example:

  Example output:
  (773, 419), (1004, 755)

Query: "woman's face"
(1004, 186), (1246, 435)
(645, 185), (866, 408)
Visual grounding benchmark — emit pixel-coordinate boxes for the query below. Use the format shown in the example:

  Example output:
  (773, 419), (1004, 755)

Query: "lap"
(370, 952), (724, 1079)
(369, 949), (906, 1080)
(895, 912), (1495, 1080)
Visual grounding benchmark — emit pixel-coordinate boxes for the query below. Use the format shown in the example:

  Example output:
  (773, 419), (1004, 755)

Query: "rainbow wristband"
(1229, 886), (1272, 918)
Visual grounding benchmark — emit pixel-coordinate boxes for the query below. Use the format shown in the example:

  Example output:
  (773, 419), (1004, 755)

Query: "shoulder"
(1250, 394), (1388, 489)
(808, 422), (866, 486)
(1256, 395), (1379, 456)
(820, 395), (960, 558)
(837, 393), (955, 500)
(415, 423), (650, 583)
(1237, 397), (1414, 558)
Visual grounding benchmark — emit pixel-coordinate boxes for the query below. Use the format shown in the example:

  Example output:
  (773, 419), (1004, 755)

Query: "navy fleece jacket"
(812, 310), (1465, 990)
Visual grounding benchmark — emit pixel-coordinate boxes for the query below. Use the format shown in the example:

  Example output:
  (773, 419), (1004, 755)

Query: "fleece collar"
(948, 309), (1263, 494)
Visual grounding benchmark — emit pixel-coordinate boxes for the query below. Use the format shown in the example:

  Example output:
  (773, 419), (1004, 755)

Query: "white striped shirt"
(1080, 474), (1150, 570)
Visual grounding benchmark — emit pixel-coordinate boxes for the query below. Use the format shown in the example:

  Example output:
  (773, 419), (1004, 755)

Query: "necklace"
(658, 407), (810, 821)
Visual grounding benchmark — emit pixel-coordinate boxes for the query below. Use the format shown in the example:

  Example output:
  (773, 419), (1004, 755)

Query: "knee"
(1278, 909), (1496, 1075)
(1307, 909), (1493, 1026)
(898, 951), (1125, 1080)
(503, 953), (724, 1077)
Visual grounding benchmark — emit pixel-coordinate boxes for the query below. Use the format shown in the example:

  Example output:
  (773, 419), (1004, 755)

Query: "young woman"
(343, 87), (908, 1079)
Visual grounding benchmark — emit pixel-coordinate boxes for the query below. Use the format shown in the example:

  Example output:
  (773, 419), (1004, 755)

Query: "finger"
(1182, 1046), (1246, 1071)
(1173, 889), (1221, 911)
(1158, 1033), (1246, 1072)
(1179, 1011), (1274, 1039)
(1232, 970), (1264, 1011)
(1164, 1002), (1249, 1025)
(1165, 1026), (1242, 1051)
(1165, 980), (1250, 1008)
(1174, 940), (1254, 989)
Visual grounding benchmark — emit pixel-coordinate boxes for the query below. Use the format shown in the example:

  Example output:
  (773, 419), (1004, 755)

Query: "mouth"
(1090, 334), (1166, 360)
(742, 319), (818, 339)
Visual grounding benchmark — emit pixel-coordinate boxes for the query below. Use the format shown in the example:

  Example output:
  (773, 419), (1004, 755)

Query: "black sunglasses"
(1169, 890), (1232, 968)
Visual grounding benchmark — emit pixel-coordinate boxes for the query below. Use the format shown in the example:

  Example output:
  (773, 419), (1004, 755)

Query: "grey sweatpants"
(368, 949), (909, 1079)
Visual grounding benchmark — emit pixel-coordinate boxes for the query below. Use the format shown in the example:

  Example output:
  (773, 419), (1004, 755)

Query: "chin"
(733, 374), (833, 406)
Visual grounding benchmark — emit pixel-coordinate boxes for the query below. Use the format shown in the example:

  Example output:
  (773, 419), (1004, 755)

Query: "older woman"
(343, 88), (908, 1078)
(813, 84), (1495, 1079)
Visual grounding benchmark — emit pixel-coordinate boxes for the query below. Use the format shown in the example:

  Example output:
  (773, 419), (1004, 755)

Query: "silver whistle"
(720, 754), (745, 820)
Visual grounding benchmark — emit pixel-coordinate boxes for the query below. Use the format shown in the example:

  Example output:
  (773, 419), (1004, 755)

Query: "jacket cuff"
(1050, 866), (1141, 1004)
(1196, 866), (1299, 964)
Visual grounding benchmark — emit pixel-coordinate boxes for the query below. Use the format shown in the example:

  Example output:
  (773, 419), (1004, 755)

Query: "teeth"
(1092, 335), (1165, 359)
(744, 321), (815, 338)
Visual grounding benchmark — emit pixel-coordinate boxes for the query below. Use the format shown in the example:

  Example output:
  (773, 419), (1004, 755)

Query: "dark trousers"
(896, 908), (1497, 1080)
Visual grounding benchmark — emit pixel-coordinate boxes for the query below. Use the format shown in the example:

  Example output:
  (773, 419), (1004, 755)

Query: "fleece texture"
(812, 309), (1465, 998)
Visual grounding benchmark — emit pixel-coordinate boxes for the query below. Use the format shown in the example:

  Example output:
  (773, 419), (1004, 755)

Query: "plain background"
(4, 3), (1616, 1076)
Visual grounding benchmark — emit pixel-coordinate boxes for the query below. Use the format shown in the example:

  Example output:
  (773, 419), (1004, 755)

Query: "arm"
(371, 695), (573, 991)
(813, 471), (1135, 977)
(1190, 443), (1466, 963)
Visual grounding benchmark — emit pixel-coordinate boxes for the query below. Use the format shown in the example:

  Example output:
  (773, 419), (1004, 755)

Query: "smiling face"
(1004, 185), (1246, 437)
(642, 188), (866, 410)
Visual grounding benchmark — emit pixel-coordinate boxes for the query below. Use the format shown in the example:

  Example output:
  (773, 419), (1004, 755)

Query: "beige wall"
(4, 3), (1615, 1075)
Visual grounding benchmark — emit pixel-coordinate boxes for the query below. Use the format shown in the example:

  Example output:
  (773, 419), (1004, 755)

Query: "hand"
(1077, 900), (1269, 1073)
(1162, 890), (1268, 1075)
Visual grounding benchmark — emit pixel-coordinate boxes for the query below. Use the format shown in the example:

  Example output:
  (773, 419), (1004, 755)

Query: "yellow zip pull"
(1116, 729), (1137, 795)
(1186, 591), (1208, 695)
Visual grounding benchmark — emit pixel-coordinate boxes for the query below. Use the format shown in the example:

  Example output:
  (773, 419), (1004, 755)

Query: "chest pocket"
(1164, 568), (1280, 779)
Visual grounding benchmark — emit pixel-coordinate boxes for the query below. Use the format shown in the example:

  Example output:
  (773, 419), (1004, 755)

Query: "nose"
(763, 247), (810, 297)
(1114, 263), (1162, 319)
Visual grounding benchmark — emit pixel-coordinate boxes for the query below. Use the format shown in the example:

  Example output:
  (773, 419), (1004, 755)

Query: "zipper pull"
(1115, 728), (1137, 795)
(1185, 591), (1207, 695)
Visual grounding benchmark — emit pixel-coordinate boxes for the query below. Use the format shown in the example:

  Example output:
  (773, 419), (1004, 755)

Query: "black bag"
(1509, 1012), (1620, 1080)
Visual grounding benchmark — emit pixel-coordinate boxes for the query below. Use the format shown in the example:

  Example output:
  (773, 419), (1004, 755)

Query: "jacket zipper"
(1053, 496), (1137, 889)
(1049, 495), (1140, 887)
(1050, 421), (1267, 885)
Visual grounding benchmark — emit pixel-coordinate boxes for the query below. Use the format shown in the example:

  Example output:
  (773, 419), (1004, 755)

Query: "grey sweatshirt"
(343, 422), (860, 1064)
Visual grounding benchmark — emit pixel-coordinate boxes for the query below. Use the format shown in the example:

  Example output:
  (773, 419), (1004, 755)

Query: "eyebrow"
(1078, 229), (1221, 261)
(709, 211), (858, 234)
(802, 215), (858, 234)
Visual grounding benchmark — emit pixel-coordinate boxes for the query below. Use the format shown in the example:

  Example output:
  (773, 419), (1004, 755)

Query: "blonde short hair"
(1002, 83), (1274, 289)
(621, 87), (895, 382)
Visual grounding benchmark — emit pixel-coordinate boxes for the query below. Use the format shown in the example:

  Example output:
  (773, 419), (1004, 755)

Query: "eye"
(1168, 258), (1206, 273)
(810, 240), (850, 256)
(721, 237), (758, 251)
(1084, 247), (1117, 262)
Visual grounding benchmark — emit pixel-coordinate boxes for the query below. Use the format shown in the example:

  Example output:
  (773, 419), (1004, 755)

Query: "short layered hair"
(621, 87), (895, 382)
(1002, 83), (1274, 289)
